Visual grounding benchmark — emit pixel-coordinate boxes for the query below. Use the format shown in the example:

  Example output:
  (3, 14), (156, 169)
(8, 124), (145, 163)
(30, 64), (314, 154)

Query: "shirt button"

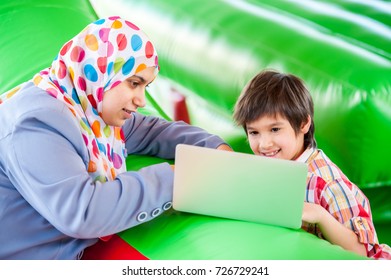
(137, 211), (148, 222)
(151, 208), (162, 217)
(162, 202), (172, 211)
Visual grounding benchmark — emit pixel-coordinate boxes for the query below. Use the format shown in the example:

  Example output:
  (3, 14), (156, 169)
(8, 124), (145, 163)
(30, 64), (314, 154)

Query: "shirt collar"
(296, 146), (317, 163)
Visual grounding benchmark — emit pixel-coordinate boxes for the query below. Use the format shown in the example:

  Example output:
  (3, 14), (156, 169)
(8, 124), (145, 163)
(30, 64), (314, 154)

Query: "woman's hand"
(216, 144), (233, 151)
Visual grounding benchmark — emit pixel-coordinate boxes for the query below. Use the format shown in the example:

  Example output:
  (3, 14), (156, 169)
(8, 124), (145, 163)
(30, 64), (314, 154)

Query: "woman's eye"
(127, 80), (139, 88)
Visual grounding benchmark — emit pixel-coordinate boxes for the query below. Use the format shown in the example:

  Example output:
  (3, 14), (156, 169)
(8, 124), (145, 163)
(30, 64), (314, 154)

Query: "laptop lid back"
(173, 144), (308, 229)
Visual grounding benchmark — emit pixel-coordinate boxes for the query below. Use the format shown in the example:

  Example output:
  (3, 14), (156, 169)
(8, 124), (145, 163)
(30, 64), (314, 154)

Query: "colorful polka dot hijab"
(1, 16), (159, 182)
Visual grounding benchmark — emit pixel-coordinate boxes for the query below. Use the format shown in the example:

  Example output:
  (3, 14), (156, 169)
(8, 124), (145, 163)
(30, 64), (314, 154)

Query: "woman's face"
(101, 66), (156, 127)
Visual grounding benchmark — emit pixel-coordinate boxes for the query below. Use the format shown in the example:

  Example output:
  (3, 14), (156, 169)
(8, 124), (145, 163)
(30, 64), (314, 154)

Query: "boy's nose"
(259, 136), (273, 150)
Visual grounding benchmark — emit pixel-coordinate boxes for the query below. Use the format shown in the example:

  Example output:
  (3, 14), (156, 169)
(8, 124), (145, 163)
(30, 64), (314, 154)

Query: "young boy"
(233, 69), (391, 259)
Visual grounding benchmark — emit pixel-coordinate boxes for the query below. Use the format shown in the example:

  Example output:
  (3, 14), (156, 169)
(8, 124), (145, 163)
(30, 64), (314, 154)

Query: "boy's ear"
(301, 115), (312, 134)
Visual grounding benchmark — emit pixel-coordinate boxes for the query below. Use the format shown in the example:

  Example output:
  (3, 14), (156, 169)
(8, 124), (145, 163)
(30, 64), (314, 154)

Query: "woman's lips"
(122, 108), (133, 118)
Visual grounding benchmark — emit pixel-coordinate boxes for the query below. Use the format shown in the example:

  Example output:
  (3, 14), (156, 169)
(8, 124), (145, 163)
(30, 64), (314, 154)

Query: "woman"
(0, 16), (230, 259)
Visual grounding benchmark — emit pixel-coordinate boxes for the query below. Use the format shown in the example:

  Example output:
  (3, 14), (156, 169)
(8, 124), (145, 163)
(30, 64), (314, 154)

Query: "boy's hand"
(301, 202), (326, 224)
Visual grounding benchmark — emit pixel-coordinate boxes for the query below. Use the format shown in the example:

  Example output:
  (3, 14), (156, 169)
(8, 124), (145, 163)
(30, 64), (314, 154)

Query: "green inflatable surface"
(0, 0), (97, 92)
(124, 156), (364, 260)
(120, 209), (364, 260)
(92, 0), (391, 247)
(1, 0), (389, 259)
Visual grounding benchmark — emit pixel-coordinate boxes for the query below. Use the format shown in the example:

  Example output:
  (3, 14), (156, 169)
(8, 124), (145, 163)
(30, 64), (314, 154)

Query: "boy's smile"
(246, 114), (311, 161)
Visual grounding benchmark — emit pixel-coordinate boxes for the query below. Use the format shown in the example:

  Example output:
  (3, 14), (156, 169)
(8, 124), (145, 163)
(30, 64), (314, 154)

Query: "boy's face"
(246, 114), (311, 161)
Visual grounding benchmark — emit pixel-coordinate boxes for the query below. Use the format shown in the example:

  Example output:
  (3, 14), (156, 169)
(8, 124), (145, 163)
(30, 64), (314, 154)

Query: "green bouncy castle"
(1, 0), (390, 259)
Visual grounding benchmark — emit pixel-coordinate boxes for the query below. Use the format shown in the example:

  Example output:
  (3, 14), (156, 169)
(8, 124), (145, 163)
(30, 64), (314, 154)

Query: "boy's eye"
(248, 130), (258, 136)
(271, 127), (280, 132)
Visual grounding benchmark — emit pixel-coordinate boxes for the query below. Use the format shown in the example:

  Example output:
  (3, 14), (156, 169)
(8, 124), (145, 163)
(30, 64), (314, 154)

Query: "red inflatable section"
(81, 235), (148, 260)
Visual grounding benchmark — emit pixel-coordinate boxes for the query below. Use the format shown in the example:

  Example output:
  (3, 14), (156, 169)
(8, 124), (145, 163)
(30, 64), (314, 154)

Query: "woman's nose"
(133, 90), (146, 108)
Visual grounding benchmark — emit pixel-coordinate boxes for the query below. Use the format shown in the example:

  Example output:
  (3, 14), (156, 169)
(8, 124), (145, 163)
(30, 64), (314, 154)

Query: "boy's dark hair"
(233, 69), (316, 148)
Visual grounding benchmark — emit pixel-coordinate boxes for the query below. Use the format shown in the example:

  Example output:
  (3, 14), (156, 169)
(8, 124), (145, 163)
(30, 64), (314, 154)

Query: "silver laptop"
(173, 144), (308, 229)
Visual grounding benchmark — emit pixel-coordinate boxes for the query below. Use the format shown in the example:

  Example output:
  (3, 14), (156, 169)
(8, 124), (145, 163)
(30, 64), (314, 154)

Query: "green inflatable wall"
(1, 0), (389, 259)
(91, 0), (391, 248)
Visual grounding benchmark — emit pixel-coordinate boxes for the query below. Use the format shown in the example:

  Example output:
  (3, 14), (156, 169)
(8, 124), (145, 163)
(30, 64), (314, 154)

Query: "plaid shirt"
(297, 147), (391, 260)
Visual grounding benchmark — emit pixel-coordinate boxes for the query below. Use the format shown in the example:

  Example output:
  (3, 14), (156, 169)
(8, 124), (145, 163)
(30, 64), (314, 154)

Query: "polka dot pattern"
(0, 17), (159, 183)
